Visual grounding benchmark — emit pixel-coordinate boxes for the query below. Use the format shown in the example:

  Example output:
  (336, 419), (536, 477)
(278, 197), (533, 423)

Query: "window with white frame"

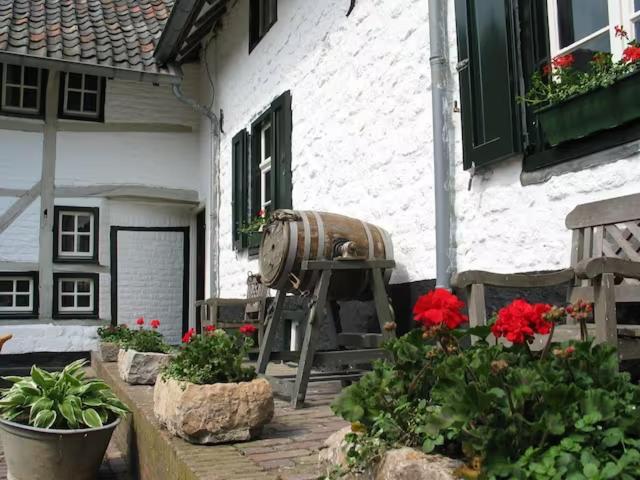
(1, 64), (43, 115)
(61, 73), (103, 119)
(547, 0), (640, 69)
(53, 274), (98, 318)
(0, 275), (36, 316)
(54, 207), (99, 262)
(259, 119), (273, 212)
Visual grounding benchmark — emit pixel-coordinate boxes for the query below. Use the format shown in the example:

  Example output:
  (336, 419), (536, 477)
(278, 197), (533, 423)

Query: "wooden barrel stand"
(256, 210), (396, 408)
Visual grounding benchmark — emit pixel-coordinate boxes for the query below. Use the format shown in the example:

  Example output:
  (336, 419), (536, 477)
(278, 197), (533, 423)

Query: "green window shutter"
(231, 130), (249, 250)
(270, 90), (292, 209)
(455, 0), (523, 169)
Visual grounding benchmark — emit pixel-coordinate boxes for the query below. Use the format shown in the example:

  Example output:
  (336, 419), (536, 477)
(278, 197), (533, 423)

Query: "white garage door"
(114, 229), (186, 344)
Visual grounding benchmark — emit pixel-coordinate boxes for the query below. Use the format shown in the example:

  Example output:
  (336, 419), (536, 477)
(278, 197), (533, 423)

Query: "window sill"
(52, 314), (100, 321)
(53, 257), (100, 265)
(0, 318), (108, 326)
(0, 314), (38, 321)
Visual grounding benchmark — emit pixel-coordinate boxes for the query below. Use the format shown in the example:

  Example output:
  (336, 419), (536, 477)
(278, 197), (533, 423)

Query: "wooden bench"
(452, 193), (640, 360)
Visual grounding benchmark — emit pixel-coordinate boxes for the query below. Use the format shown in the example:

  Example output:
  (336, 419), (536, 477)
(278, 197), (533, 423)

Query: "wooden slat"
(570, 229), (584, 267)
(452, 269), (574, 288)
(593, 226), (604, 257)
(565, 193), (640, 228)
(575, 257), (640, 280)
(594, 273), (617, 346)
(605, 224), (640, 261)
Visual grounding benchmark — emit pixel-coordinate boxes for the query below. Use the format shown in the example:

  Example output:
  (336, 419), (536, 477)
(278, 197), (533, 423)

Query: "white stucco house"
(1, 0), (640, 355)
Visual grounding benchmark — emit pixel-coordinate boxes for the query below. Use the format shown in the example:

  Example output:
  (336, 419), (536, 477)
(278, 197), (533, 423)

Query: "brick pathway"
(0, 439), (130, 480)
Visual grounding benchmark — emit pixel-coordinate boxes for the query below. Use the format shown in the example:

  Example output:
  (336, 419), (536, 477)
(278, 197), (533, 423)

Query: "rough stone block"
(99, 342), (120, 362)
(153, 376), (274, 444)
(117, 349), (170, 385)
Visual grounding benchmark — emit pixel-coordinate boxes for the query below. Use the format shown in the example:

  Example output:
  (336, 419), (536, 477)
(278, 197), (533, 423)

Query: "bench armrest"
(575, 257), (640, 280)
(452, 269), (575, 289)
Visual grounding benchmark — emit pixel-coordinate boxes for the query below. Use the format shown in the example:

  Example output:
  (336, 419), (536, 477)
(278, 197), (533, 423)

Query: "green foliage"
(121, 328), (170, 354)
(0, 360), (129, 430)
(97, 325), (133, 344)
(331, 331), (640, 479)
(162, 329), (256, 384)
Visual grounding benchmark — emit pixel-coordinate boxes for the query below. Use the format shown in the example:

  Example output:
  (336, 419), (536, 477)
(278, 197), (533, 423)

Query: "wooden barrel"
(259, 210), (393, 300)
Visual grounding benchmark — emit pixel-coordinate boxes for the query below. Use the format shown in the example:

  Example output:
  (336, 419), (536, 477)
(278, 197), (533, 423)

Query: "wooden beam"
(57, 122), (193, 133)
(53, 264), (110, 274)
(0, 181), (41, 234)
(0, 188), (29, 197)
(38, 71), (59, 320)
(0, 262), (39, 271)
(0, 118), (43, 132)
(55, 185), (199, 204)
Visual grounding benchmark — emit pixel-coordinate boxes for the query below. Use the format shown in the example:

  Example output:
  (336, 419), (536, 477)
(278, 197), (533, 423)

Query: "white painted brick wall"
(0, 200), (39, 262)
(115, 230), (185, 344)
(0, 325), (99, 353)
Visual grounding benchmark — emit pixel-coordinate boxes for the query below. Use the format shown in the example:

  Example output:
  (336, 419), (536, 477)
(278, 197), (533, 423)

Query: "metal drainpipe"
(428, 0), (452, 289)
(171, 73), (221, 298)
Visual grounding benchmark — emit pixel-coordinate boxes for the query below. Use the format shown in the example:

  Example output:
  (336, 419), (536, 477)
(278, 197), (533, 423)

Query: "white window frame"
(62, 73), (102, 118)
(546, 0), (639, 61)
(1, 64), (42, 114)
(57, 210), (95, 259)
(57, 277), (95, 313)
(259, 120), (272, 212)
(0, 277), (34, 313)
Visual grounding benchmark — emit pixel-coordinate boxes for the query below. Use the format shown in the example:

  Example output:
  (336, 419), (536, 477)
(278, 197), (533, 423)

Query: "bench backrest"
(566, 193), (640, 270)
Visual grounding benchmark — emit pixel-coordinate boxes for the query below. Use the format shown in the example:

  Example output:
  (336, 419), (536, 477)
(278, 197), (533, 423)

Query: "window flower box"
(536, 69), (640, 147)
(246, 230), (262, 249)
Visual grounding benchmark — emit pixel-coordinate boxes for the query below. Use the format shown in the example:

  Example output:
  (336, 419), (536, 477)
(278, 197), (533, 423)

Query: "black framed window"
(454, 0), (640, 173)
(0, 64), (46, 118)
(58, 73), (105, 121)
(0, 272), (38, 319)
(232, 91), (292, 250)
(53, 206), (99, 263)
(249, 0), (277, 52)
(53, 273), (99, 319)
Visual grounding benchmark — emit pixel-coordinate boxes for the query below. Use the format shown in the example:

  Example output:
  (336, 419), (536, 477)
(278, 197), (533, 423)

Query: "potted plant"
(522, 26), (640, 146)
(0, 359), (129, 480)
(96, 324), (132, 362)
(118, 318), (171, 385)
(240, 208), (267, 249)
(154, 325), (274, 444)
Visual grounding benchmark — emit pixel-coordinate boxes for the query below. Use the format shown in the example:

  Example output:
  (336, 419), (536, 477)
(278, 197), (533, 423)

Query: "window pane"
(66, 91), (82, 112)
(61, 295), (74, 307)
(78, 235), (90, 252)
(85, 75), (98, 91)
(264, 170), (272, 202)
(77, 215), (91, 232)
(22, 88), (37, 109)
(77, 280), (91, 293)
(0, 295), (12, 307)
(68, 73), (82, 89)
(636, 0), (640, 12)
(77, 295), (91, 307)
(4, 86), (20, 107)
(83, 93), (97, 113)
(23, 67), (39, 87)
(557, 0), (608, 48)
(61, 280), (75, 293)
(61, 234), (75, 252)
(16, 280), (30, 292)
(570, 33), (610, 71)
(263, 123), (272, 160)
(0, 280), (13, 292)
(635, 20), (640, 40)
(61, 214), (75, 232)
(5, 65), (21, 84)
(15, 295), (29, 307)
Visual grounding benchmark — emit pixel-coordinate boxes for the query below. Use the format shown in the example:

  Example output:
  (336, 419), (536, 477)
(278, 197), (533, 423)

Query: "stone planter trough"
(118, 349), (170, 385)
(153, 376), (274, 444)
(99, 341), (120, 362)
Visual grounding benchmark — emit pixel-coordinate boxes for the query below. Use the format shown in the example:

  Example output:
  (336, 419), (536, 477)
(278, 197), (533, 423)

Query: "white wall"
(207, 0), (432, 296)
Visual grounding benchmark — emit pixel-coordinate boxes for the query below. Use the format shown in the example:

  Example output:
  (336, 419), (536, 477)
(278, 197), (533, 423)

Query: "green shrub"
(162, 326), (256, 384)
(97, 324), (132, 345)
(331, 294), (640, 479)
(0, 359), (129, 429)
(120, 319), (170, 354)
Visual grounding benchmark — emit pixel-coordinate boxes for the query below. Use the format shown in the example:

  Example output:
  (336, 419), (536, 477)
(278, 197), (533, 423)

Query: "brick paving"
(0, 438), (130, 480)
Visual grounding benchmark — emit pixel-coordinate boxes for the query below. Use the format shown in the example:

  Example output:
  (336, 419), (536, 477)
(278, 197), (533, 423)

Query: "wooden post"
(257, 290), (286, 374)
(292, 269), (332, 408)
(38, 71), (59, 320)
(594, 273), (617, 347)
(371, 268), (395, 340)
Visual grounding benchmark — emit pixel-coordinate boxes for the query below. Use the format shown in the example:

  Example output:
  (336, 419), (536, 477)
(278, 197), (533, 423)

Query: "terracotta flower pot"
(117, 349), (170, 385)
(153, 376), (274, 444)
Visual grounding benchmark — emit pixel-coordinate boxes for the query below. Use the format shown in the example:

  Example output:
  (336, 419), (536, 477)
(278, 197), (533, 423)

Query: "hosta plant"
(120, 318), (170, 354)
(97, 324), (133, 345)
(330, 291), (640, 479)
(162, 325), (256, 384)
(0, 359), (129, 429)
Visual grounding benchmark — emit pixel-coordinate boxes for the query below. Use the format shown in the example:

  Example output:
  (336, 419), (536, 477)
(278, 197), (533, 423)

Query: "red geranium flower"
(413, 289), (468, 330)
(182, 327), (196, 343)
(257, 209), (266, 218)
(615, 25), (628, 39)
(542, 63), (552, 76)
(150, 319), (160, 329)
(239, 324), (257, 336)
(623, 45), (640, 63)
(491, 299), (552, 344)
(552, 54), (574, 69)
(204, 325), (216, 333)
(136, 317), (144, 326)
